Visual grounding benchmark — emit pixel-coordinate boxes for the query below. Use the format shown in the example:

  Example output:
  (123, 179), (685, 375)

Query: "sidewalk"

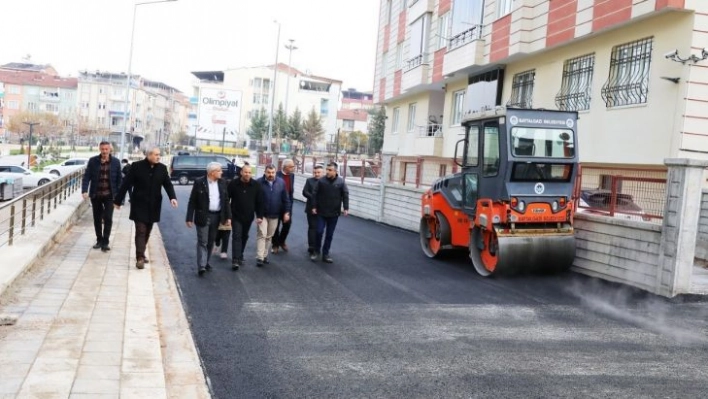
(0, 203), (211, 398)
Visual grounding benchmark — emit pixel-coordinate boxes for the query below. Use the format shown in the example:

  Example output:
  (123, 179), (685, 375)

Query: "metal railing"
(448, 25), (482, 51)
(0, 168), (85, 247)
(418, 124), (443, 137)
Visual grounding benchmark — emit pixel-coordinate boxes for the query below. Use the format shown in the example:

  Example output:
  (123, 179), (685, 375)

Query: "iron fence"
(0, 168), (84, 247)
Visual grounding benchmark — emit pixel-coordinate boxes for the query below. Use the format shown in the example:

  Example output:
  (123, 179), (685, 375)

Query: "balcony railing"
(404, 54), (427, 72)
(417, 123), (443, 137)
(448, 25), (482, 51)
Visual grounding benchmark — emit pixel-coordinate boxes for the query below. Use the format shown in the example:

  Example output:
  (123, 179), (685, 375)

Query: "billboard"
(196, 87), (242, 142)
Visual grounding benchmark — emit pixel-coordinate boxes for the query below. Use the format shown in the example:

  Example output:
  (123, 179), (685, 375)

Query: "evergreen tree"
(286, 107), (303, 142)
(247, 108), (269, 141)
(367, 106), (386, 155)
(301, 107), (325, 151)
(274, 103), (288, 141)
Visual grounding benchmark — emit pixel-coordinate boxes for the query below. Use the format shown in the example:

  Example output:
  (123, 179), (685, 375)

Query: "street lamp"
(23, 121), (39, 168)
(283, 39), (298, 116)
(120, 0), (177, 161)
(266, 20), (281, 156)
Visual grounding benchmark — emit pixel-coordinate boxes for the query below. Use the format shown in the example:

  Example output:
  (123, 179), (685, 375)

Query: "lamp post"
(120, 0), (177, 161)
(266, 20), (281, 156)
(283, 39), (297, 116)
(23, 121), (39, 168)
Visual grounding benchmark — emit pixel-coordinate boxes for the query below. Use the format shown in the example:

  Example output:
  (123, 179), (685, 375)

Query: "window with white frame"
(407, 103), (417, 132)
(506, 70), (535, 108)
(253, 93), (261, 104)
(392, 107), (400, 134)
(253, 77), (262, 88)
(438, 12), (451, 50)
(28, 102), (37, 111)
(497, 0), (515, 18)
(451, 0), (484, 44)
(343, 119), (355, 130)
(8, 85), (20, 94)
(452, 90), (466, 125)
(7, 100), (19, 109)
(396, 44), (403, 70)
(556, 54), (595, 111)
(601, 37), (653, 107)
(407, 14), (429, 70)
(387, 0), (393, 24)
(381, 51), (388, 76)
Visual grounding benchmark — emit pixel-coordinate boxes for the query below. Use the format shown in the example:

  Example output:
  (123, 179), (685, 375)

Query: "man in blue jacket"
(82, 141), (122, 252)
(256, 164), (291, 266)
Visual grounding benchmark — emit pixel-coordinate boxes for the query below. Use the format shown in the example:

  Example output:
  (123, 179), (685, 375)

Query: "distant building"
(191, 64), (342, 151)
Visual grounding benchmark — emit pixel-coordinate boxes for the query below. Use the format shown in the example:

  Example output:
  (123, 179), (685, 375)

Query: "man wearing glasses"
(311, 162), (349, 263)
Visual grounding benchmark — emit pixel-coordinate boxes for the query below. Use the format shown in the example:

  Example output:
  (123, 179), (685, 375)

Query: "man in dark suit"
(227, 164), (264, 270)
(311, 162), (349, 263)
(82, 141), (122, 252)
(115, 147), (178, 270)
(272, 159), (295, 253)
(302, 164), (323, 256)
(186, 162), (231, 276)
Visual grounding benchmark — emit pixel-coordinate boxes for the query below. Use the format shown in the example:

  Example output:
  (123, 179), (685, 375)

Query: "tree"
(173, 130), (189, 146)
(286, 107), (303, 142)
(274, 103), (288, 144)
(347, 131), (369, 154)
(247, 108), (269, 141)
(367, 106), (386, 155)
(301, 107), (325, 151)
(6, 111), (62, 140)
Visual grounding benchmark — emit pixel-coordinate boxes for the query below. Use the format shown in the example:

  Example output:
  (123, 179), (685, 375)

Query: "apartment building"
(0, 66), (77, 141)
(374, 0), (706, 175)
(191, 64), (342, 148)
(77, 71), (189, 152)
(337, 88), (374, 135)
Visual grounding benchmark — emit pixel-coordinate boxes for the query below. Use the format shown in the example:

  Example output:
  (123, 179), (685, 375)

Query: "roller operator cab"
(420, 108), (579, 276)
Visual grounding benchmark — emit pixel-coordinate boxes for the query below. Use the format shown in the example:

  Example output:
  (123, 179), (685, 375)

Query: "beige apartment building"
(374, 0), (707, 180)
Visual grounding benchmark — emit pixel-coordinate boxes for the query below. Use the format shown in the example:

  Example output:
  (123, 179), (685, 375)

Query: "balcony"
(414, 124), (444, 157)
(408, 0), (433, 22)
(402, 55), (430, 92)
(40, 93), (61, 103)
(443, 27), (485, 77)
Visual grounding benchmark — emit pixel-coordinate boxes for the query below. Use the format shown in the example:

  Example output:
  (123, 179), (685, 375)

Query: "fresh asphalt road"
(160, 185), (708, 399)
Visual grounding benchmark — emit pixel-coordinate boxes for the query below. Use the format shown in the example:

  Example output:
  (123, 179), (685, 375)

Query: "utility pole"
(23, 121), (40, 168)
(221, 127), (226, 155)
(282, 39), (297, 154)
(267, 21), (281, 156)
(335, 128), (340, 163)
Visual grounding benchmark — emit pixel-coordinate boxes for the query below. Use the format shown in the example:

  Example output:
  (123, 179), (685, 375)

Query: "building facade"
(374, 0), (706, 179)
(191, 64), (342, 150)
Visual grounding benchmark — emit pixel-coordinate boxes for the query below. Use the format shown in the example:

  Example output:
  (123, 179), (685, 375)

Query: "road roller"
(420, 108), (579, 276)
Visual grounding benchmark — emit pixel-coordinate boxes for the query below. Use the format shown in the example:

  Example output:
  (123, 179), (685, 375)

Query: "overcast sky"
(2, 0), (380, 95)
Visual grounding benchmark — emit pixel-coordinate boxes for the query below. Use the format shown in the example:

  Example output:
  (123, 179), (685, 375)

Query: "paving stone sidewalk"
(0, 205), (211, 398)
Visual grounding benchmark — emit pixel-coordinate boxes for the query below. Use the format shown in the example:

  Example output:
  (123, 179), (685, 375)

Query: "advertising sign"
(196, 87), (242, 142)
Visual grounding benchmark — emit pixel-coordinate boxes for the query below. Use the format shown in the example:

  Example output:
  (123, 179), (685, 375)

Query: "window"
(263, 79), (271, 91)
(320, 99), (329, 116)
(556, 54), (595, 111)
(28, 102), (37, 111)
(387, 0), (393, 24)
(395, 44), (403, 70)
(381, 51), (388, 76)
(343, 119), (355, 130)
(601, 37), (653, 107)
(7, 100), (19, 109)
(452, 90), (465, 125)
(438, 12), (451, 50)
(507, 70), (535, 108)
(407, 103), (417, 132)
(253, 78), (262, 88)
(98, 102), (106, 110)
(450, 0), (483, 48)
(253, 93), (261, 104)
(8, 85), (20, 94)
(465, 124), (479, 166)
(407, 14), (429, 70)
(392, 107), (400, 134)
(511, 127), (575, 158)
(483, 123), (500, 177)
(497, 0), (515, 18)
(46, 104), (58, 112)
(262, 93), (269, 105)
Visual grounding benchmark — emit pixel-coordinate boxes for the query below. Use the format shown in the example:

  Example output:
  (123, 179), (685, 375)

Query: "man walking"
(271, 159), (295, 253)
(115, 147), (178, 269)
(82, 141), (122, 252)
(302, 164), (323, 256)
(256, 165), (291, 267)
(311, 162), (349, 263)
(186, 162), (231, 276)
(227, 164), (264, 270)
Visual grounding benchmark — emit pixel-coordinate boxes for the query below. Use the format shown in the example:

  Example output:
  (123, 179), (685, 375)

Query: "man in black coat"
(272, 159), (295, 253)
(311, 162), (349, 263)
(82, 141), (122, 252)
(302, 164), (323, 256)
(115, 147), (178, 270)
(186, 162), (231, 276)
(227, 164), (264, 270)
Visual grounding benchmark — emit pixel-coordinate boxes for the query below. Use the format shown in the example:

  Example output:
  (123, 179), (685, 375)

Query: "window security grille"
(507, 70), (535, 108)
(601, 37), (653, 107)
(556, 54), (595, 111)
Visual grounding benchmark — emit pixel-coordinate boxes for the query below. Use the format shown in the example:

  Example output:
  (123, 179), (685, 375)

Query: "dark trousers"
(134, 221), (154, 261)
(231, 219), (253, 261)
(216, 229), (230, 254)
(306, 213), (318, 254)
(272, 217), (292, 248)
(91, 196), (114, 245)
(315, 215), (339, 256)
(196, 213), (220, 269)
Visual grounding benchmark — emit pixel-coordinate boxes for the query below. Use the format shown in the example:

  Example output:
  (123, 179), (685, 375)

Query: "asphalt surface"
(160, 185), (708, 399)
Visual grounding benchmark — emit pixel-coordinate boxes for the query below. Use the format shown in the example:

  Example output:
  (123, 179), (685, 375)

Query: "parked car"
(169, 154), (235, 185)
(577, 189), (650, 221)
(0, 165), (59, 188)
(42, 158), (89, 176)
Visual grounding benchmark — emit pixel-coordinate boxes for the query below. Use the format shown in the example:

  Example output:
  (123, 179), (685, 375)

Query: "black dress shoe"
(323, 255), (333, 264)
(256, 259), (264, 267)
(143, 258), (150, 264)
(231, 260), (240, 271)
(101, 245), (111, 252)
(198, 267), (206, 276)
(205, 264), (212, 271)
(92, 241), (102, 249)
